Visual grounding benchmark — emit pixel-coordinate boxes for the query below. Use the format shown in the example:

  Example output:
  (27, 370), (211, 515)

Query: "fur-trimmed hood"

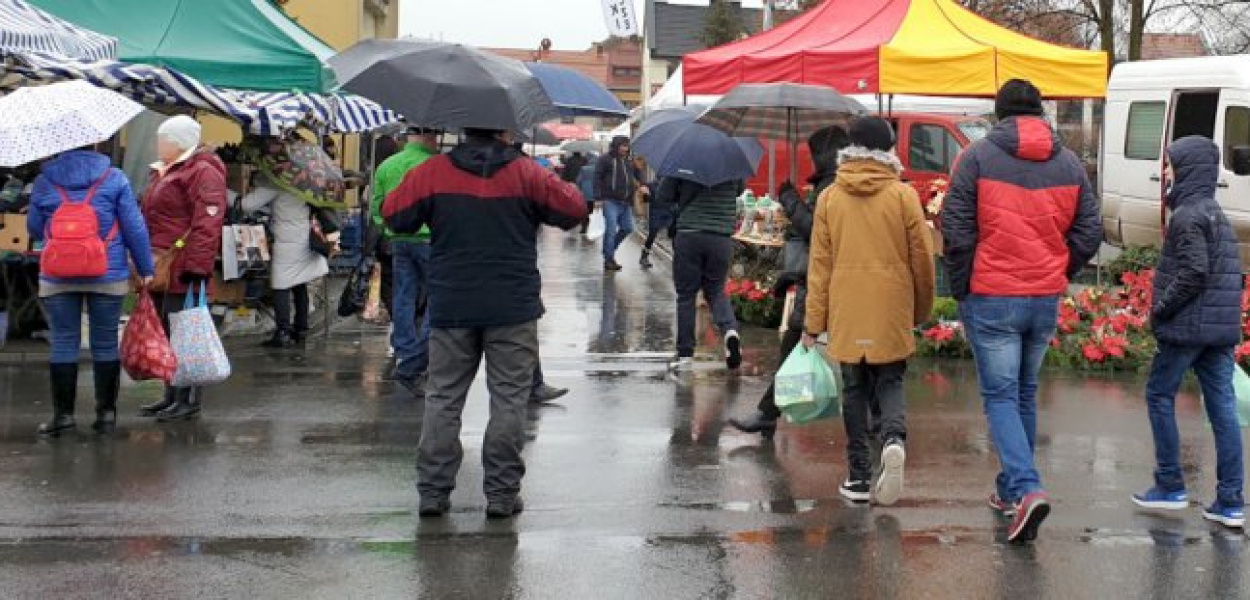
(835, 145), (904, 197)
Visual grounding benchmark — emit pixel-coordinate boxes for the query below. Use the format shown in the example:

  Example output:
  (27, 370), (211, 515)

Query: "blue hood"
(40, 150), (112, 191)
(1166, 136), (1219, 209)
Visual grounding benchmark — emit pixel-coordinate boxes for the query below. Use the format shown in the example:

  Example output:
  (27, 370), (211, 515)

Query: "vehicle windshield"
(958, 119), (991, 143)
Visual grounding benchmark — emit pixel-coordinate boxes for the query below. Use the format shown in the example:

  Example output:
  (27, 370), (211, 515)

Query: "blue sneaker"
(1203, 503), (1245, 529)
(1131, 487), (1189, 510)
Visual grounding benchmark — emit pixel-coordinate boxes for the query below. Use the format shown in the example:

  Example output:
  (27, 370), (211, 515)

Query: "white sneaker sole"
(1204, 511), (1246, 529)
(1131, 496), (1188, 511)
(875, 444), (905, 506)
(840, 487), (870, 503)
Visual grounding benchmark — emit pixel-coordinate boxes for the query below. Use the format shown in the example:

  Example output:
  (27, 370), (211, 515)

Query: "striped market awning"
(0, 0), (116, 61)
(0, 53), (398, 135)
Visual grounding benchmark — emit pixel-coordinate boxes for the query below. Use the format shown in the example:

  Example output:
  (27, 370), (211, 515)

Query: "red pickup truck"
(747, 112), (992, 203)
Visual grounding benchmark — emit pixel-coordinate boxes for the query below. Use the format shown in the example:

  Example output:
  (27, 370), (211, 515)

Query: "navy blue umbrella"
(633, 106), (764, 187)
(525, 62), (628, 118)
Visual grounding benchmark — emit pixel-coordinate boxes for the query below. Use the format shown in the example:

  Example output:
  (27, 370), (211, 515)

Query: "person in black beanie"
(942, 78), (1101, 542)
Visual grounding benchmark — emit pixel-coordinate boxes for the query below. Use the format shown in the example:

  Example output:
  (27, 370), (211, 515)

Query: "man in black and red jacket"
(383, 128), (587, 520)
(942, 79), (1102, 543)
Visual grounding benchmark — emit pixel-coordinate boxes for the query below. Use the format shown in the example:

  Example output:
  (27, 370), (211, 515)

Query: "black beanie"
(995, 79), (1044, 121)
(849, 117), (894, 152)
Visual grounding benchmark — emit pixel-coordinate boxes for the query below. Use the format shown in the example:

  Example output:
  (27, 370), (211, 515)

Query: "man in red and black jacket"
(382, 128), (587, 520)
(942, 79), (1101, 543)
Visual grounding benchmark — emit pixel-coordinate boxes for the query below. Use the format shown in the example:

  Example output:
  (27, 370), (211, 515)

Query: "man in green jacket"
(372, 126), (437, 395)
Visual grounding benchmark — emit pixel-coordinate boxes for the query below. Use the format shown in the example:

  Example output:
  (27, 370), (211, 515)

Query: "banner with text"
(601, 0), (639, 37)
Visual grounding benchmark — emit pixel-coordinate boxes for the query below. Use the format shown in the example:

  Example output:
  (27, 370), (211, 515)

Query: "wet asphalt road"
(1, 231), (1248, 599)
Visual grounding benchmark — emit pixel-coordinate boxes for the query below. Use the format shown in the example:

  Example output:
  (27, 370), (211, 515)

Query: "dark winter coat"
(593, 136), (635, 204)
(382, 138), (588, 329)
(669, 178), (743, 236)
(141, 146), (228, 294)
(775, 168), (835, 330)
(29, 150), (155, 284)
(941, 116), (1101, 300)
(1151, 136), (1243, 348)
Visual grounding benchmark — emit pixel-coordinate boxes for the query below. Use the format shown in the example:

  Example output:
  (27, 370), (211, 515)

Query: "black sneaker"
(839, 479), (871, 503)
(530, 384), (569, 404)
(605, 259), (623, 272)
(727, 411), (777, 439)
(875, 439), (906, 506)
(418, 496), (451, 518)
(486, 497), (524, 519)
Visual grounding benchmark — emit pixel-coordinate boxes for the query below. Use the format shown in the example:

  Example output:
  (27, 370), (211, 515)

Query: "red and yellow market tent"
(682, 0), (1108, 99)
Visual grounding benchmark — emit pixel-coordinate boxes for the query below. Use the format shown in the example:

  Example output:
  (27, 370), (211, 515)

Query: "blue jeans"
(1145, 343), (1245, 507)
(391, 241), (432, 379)
(959, 295), (1060, 503)
(42, 292), (124, 364)
(601, 200), (634, 261)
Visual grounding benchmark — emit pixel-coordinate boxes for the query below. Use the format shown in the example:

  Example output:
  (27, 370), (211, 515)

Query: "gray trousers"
(417, 321), (538, 501)
(674, 231), (738, 358)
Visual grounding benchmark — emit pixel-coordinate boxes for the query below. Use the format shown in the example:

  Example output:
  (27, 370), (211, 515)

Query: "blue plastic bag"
(774, 345), (840, 424)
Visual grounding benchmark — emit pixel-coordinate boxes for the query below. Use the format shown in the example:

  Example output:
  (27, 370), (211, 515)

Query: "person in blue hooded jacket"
(28, 148), (155, 437)
(1131, 135), (1245, 530)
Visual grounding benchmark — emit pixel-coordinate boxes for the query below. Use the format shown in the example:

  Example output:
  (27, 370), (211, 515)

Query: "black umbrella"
(697, 83), (867, 183)
(329, 39), (560, 132)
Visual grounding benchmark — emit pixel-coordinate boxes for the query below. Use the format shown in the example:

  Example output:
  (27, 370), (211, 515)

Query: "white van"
(1101, 56), (1250, 263)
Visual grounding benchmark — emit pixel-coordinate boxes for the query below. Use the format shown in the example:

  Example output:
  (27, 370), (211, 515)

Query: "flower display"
(726, 278), (783, 328)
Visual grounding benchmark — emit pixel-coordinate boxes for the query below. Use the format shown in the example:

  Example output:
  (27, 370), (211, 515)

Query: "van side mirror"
(1233, 146), (1250, 176)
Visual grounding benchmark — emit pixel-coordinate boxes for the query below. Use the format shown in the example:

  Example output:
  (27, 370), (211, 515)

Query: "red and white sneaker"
(988, 493), (1016, 517)
(1008, 491), (1051, 543)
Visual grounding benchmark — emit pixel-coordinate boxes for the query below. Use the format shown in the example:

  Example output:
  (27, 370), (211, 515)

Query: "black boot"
(140, 387), (176, 417)
(156, 387), (201, 422)
(38, 363), (78, 437)
(261, 329), (295, 348)
(92, 360), (121, 434)
(728, 410), (778, 439)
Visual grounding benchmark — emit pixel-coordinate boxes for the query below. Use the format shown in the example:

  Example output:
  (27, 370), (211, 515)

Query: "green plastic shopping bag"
(1233, 365), (1250, 428)
(774, 345), (840, 424)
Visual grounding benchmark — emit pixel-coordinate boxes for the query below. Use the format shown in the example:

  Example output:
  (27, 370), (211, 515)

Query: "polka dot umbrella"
(0, 80), (143, 167)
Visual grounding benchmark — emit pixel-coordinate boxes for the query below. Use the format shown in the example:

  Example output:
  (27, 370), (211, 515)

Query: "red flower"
(1236, 341), (1250, 362)
(746, 289), (767, 302)
(1082, 343), (1106, 363)
(924, 325), (956, 344)
(1050, 338), (1060, 348)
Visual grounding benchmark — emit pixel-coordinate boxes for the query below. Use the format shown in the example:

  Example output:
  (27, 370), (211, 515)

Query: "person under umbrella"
(729, 124), (850, 437)
(29, 146), (154, 436)
(632, 106), (763, 372)
(240, 136), (333, 349)
(383, 128), (586, 519)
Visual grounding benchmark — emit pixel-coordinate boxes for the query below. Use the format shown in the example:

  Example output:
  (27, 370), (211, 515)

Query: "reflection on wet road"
(0, 232), (1246, 598)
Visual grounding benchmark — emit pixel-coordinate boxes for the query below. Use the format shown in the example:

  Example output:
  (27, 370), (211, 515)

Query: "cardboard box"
(0, 213), (29, 252)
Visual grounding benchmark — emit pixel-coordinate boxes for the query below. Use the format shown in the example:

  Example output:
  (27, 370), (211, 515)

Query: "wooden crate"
(0, 213), (30, 252)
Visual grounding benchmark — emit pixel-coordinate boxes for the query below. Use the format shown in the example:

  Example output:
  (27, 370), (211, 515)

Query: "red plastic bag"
(121, 289), (178, 383)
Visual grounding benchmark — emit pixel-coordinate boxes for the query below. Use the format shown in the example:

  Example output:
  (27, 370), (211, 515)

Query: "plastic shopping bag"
(1233, 364), (1250, 428)
(585, 208), (606, 242)
(774, 344), (840, 424)
(120, 288), (178, 383)
(170, 283), (231, 387)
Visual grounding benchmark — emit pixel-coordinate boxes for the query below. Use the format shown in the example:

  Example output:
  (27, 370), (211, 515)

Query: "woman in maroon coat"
(138, 116), (227, 422)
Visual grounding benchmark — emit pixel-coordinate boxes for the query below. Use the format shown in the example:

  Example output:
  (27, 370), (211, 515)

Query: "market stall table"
(731, 233), (785, 282)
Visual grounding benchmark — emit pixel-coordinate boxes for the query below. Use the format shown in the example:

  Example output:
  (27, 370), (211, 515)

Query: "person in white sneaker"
(804, 117), (935, 507)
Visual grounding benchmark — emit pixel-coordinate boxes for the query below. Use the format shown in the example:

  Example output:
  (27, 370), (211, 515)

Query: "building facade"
(277, 0), (400, 51)
(487, 38), (644, 111)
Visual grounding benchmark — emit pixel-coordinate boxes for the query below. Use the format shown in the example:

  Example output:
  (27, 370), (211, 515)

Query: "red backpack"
(40, 174), (116, 279)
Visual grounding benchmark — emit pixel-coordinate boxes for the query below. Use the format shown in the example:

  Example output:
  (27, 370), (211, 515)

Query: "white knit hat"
(157, 115), (202, 151)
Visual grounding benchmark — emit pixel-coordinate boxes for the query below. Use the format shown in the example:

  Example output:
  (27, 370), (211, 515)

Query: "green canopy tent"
(30, 0), (336, 92)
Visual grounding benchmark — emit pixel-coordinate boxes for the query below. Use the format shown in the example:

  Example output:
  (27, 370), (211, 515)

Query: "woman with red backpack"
(28, 146), (155, 437)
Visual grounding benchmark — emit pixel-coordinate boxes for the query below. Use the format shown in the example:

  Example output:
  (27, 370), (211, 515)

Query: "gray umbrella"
(329, 39), (560, 132)
(697, 83), (868, 183)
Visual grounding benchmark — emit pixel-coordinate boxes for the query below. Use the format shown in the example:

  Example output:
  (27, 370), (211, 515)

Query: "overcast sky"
(400, 0), (767, 50)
